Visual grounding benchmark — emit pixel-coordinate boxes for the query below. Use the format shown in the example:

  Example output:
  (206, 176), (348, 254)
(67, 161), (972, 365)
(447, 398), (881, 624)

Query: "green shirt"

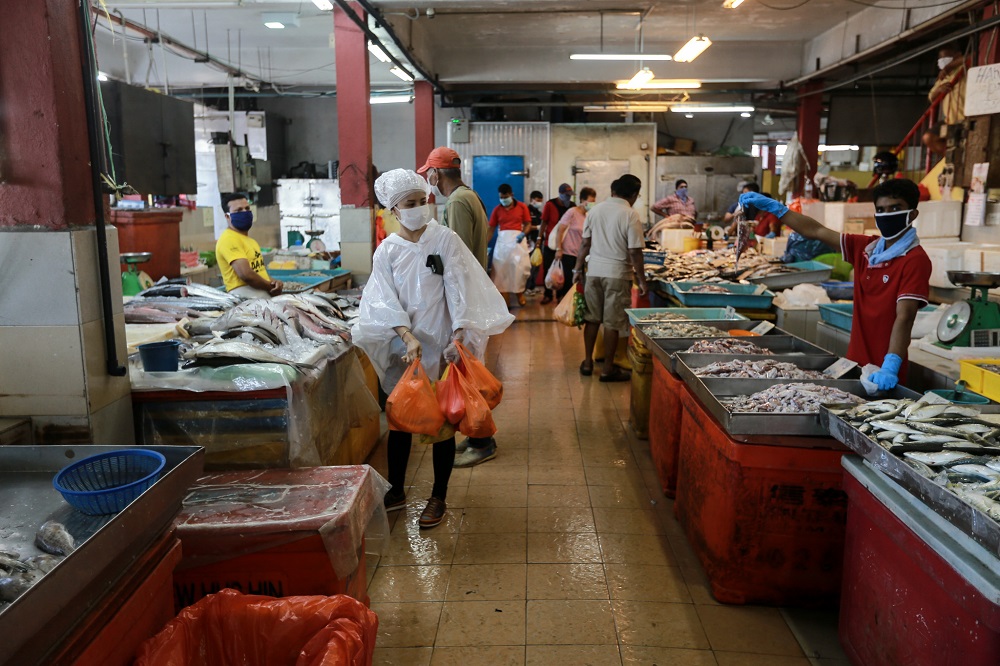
(442, 185), (489, 269)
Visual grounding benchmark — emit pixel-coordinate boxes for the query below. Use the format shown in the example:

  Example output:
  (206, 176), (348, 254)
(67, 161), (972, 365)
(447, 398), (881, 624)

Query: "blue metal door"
(472, 155), (525, 267)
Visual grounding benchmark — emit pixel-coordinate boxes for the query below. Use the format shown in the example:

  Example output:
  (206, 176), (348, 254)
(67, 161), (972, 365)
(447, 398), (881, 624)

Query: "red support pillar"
(796, 82), (823, 197)
(414, 80), (435, 171)
(0, 0), (95, 229)
(334, 3), (373, 208)
(980, 5), (999, 66)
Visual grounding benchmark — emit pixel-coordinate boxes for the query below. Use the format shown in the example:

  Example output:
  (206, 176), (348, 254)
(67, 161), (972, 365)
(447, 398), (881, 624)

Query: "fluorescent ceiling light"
(264, 22), (285, 29)
(685, 114), (695, 118)
(616, 79), (701, 90)
(370, 94), (413, 105)
(311, 0), (334, 9)
(818, 144), (860, 151)
(671, 104), (755, 113)
(571, 53), (673, 61)
(740, 112), (752, 117)
(262, 13), (298, 29)
(585, 103), (671, 112)
(674, 36), (712, 62)
(623, 67), (655, 90)
(389, 66), (414, 82)
(723, 0), (745, 8)
(97, 71), (109, 82)
(368, 41), (391, 63)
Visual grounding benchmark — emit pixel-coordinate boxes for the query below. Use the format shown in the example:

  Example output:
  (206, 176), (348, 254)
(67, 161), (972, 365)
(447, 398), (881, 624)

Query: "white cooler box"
(913, 200), (963, 238)
(925, 242), (973, 288)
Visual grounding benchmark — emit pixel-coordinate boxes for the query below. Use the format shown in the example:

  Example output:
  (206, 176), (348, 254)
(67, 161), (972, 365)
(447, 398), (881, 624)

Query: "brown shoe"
(517, 293), (527, 306)
(419, 497), (447, 529)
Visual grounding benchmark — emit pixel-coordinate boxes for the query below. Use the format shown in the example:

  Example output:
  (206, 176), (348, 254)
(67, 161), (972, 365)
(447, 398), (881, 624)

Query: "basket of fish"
(684, 357), (843, 380)
(670, 281), (776, 309)
(53, 449), (167, 515)
(625, 307), (747, 327)
(636, 318), (772, 342)
(740, 260), (833, 290)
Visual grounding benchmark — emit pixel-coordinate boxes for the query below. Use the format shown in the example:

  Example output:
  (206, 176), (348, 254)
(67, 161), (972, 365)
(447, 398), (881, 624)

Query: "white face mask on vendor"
(396, 204), (432, 231)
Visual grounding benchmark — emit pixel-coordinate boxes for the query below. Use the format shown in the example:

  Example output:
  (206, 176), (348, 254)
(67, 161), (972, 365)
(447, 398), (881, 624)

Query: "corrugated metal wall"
(448, 122), (551, 199)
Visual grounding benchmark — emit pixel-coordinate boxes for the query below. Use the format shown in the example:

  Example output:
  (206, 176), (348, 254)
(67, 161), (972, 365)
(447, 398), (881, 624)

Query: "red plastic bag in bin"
(436, 364), (466, 425)
(134, 589), (378, 666)
(454, 341), (503, 409)
(455, 366), (497, 439)
(386, 360), (446, 436)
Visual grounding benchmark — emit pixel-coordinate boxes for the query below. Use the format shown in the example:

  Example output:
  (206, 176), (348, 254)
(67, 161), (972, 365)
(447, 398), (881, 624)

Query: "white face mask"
(430, 183), (445, 199)
(396, 204), (432, 231)
(938, 56), (954, 71)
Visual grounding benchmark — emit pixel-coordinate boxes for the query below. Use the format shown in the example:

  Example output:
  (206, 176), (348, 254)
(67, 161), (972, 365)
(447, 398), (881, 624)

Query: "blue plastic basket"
(53, 449), (166, 515)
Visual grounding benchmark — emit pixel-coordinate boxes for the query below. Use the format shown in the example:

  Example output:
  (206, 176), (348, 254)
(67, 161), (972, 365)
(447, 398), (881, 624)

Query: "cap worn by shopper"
(417, 147), (462, 174)
(558, 183), (573, 195)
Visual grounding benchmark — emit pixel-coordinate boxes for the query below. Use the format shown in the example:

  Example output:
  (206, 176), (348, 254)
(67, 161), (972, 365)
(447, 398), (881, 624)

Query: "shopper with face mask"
(552, 187), (597, 300)
(539, 184), (574, 304)
(488, 183), (533, 307)
(740, 179), (931, 390)
(651, 179), (697, 220)
(418, 147), (490, 269)
(929, 43), (968, 126)
(353, 169), (514, 528)
(216, 193), (283, 298)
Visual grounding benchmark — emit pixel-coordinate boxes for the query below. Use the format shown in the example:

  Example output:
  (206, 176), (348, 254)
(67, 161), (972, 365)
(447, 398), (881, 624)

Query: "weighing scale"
(304, 229), (326, 252)
(120, 252), (154, 296)
(936, 271), (1000, 348)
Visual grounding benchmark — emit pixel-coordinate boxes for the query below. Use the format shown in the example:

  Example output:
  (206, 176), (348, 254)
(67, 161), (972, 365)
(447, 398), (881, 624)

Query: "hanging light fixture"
(389, 66), (414, 82)
(674, 36), (712, 62)
(722, 0), (745, 8)
(616, 79), (701, 90)
(623, 67), (656, 90)
(368, 41), (391, 63)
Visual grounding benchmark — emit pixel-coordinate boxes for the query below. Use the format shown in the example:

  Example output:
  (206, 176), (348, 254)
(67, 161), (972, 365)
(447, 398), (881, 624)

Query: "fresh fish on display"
(281, 281), (313, 292)
(685, 339), (774, 355)
(23, 554), (62, 574)
(129, 296), (231, 312)
(212, 300), (290, 346)
(636, 312), (691, 323)
(725, 383), (864, 413)
(688, 285), (732, 294)
(736, 264), (796, 281)
(981, 364), (1000, 374)
(693, 359), (826, 379)
(182, 339), (317, 370)
(220, 326), (283, 346)
(0, 572), (38, 603)
(734, 217), (754, 269)
(644, 323), (725, 339)
(35, 522), (75, 556)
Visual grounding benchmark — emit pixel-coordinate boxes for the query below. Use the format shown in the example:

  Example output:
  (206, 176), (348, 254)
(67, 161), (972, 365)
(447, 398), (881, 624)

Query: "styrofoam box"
(913, 200), (963, 238)
(926, 242), (974, 288)
(824, 203), (877, 233)
(964, 245), (1000, 272)
(984, 251), (1000, 273)
(762, 236), (789, 257)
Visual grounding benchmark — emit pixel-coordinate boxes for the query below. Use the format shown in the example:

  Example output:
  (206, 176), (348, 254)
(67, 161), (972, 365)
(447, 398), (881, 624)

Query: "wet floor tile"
(604, 564), (692, 603)
(612, 601), (711, 650)
(528, 464), (587, 485)
(620, 646), (718, 666)
(373, 602), (443, 648)
(526, 645), (622, 666)
(527, 532), (603, 563)
(681, 567), (721, 606)
(373, 647), (434, 666)
(430, 646), (525, 666)
(380, 532), (458, 567)
(526, 563), (609, 600)
(526, 600), (617, 645)
(593, 508), (666, 535)
(599, 533), (678, 567)
(446, 564), (526, 601)
(460, 507), (527, 533)
(528, 447), (584, 467)
(489, 448), (530, 465)
(435, 601), (526, 647)
(584, 466), (647, 487)
(369, 566), (450, 603)
(713, 653), (811, 666)
(527, 484), (592, 508)
(469, 465), (529, 486)
(696, 606), (805, 656)
(452, 533), (528, 565)
(588, 484), (654, 509)
(527, 507), (596, 533)
(464, 484), (529, 508)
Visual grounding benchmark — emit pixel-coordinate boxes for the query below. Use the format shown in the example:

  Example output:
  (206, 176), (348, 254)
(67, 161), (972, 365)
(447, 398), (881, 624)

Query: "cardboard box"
(673, 138), (695, 155)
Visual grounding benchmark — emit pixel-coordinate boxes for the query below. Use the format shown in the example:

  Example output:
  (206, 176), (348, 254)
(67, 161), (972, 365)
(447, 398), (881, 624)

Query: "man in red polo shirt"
(740, 179), (931, 390)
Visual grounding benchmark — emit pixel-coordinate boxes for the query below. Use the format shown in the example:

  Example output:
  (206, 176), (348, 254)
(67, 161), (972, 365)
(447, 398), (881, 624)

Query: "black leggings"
(387, 429), (456, 500)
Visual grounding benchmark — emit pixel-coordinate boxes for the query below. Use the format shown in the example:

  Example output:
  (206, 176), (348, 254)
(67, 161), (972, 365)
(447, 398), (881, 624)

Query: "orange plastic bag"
(455, 367), (497, 439)
(455, 341), (503, 409)
(436, 364), (466, 425)
(134, 589), (378, 666)
(386, 360), (446, 436)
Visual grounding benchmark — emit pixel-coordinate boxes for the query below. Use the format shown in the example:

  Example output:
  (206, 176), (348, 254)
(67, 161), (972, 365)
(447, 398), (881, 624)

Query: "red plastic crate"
(631, 285), (652, 309)
(648, 361), (690, 498)
(840, 460), (1000, 666)
(674, 388), (850, 606)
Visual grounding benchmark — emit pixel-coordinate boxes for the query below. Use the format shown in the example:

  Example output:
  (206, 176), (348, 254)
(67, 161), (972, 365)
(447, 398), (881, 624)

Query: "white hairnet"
(374, 168), (431, 210)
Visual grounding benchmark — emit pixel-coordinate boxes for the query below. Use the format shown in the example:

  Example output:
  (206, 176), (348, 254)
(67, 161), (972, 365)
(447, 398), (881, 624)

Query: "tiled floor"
(366, 297), (850, 666)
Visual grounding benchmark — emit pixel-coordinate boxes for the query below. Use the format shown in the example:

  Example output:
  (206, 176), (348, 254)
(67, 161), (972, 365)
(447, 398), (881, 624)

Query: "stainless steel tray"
(683, 375), (918, 436)
(674, 352), (861, 379)
(635, 318), (773, 339)
(745, 262), (833, 290)
(0, 445), (204, 666)
(821, 408), (1000, 558)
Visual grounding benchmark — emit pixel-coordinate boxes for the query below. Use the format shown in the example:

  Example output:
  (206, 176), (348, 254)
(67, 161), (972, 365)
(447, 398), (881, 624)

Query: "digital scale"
(936, 271), (1000, 348)
(120, 252), (154, 296)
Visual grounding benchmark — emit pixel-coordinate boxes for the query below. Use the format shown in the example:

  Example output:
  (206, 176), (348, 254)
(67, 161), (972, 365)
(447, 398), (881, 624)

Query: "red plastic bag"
(386, 360), (446, 436)
(134, 589), (378, 666)
(455, 341), (503, 409)
(455, 367), (497, 439)
(436, 364), (466, 425)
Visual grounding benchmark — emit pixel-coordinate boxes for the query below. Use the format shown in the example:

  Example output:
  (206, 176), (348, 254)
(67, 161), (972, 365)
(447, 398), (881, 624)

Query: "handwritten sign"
(965, 64), (1000, 117)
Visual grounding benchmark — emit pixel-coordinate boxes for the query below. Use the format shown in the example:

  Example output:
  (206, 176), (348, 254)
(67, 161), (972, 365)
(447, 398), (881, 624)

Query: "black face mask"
(874, 209), (912, 240)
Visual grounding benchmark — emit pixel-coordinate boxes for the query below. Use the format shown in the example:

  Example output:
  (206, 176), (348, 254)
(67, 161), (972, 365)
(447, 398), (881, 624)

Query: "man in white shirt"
(574, 174), (648, 382)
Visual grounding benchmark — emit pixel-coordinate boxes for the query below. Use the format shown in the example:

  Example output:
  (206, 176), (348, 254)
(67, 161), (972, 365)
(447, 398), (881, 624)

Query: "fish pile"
(643, 246), (778, 284)
(687, 284), (732, 294)
(685, 339), (774, 355)
(0, 522), (74, 605)
(643, 322), (725, 339)
(835, 399), (999, 455)
(281, 281), (313, 292)
(981, 364), (1000, 374)
(725, 383), (864, 413)
(694, 359), (826, 379)
(734, 218), (754, 269)
(735, 264), (797, 281)
(125, 281), (243, 324)
(636, 312), (690, 323)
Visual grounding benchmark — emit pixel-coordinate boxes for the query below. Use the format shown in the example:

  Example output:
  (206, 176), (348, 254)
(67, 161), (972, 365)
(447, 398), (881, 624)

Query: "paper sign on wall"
(966, 163), (990, 227)
(965, 64), (1000, 118)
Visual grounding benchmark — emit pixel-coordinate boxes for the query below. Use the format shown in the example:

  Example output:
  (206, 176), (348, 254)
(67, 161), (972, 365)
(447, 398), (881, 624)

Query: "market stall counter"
(172, 465), (389, 610)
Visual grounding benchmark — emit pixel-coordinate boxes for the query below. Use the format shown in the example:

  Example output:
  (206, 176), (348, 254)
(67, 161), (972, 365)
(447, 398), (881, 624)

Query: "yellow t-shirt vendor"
(216, 194), (283, 298)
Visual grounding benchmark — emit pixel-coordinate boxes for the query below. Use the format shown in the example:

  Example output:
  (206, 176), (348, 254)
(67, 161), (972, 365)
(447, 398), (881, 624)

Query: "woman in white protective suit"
(352, 169), (515, 529)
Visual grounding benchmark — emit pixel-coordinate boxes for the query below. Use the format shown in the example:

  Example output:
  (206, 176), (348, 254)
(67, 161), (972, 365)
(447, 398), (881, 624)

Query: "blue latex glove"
(516, 233), (526, 243)
(765, 232), (776, 239)
(870, 353), (902, 391)
(739, 192), (789, 218)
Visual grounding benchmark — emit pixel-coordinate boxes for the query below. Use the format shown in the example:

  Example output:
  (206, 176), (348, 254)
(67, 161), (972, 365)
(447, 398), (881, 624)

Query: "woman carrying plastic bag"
(352, 169), (514, 529)
(488, 184), (533, 307)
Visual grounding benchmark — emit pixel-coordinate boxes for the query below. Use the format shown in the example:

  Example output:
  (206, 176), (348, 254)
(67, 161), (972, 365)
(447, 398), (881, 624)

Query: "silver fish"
(0, 572), (38, 602)
(35, 521), (75, 556)
(182, 340), (316, 370)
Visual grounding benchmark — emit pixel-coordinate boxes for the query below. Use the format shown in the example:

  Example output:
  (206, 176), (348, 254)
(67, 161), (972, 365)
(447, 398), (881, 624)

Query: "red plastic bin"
(648, 360), (691, 498)
(674, 387), (851, 606)
(840, 457), (1000, 666)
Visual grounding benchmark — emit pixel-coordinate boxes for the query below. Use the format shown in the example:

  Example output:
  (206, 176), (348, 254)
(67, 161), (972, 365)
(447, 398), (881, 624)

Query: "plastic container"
(670, 282), (775, 309)
(673, 388), (850, 606)
(642, 250), (668, 266)
(54, 449), (167, 515)
(627, 332), (654, 440)
(817, 303), (854, 332)
(647, 360), (691, 498)
(926, 388), (991, 405)
(138, 340), (181, 372)
(960, 358), (1000, 401)
(840, 457), (1000, 666)
(820, 281), (854, 301)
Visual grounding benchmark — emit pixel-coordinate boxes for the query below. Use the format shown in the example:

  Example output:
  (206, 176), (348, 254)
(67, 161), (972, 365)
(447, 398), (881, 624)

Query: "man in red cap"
(418, 147), (489, 269)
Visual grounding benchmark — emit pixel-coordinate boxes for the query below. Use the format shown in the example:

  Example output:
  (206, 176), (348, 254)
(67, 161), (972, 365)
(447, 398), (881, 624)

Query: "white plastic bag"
(773, 283), (831, 309)
(545, 259), (565, 290)
(859, 363), (882, 396)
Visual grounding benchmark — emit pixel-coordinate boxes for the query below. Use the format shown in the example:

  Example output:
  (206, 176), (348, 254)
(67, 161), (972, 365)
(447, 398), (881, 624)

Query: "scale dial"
(937, 301), (972, 344)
